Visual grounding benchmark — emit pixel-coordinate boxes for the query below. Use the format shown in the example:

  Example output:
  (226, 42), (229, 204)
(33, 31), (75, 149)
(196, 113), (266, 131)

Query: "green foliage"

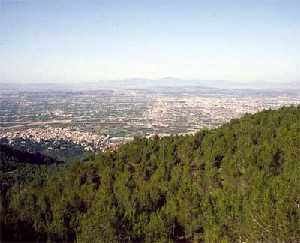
(1, 106), (300, 242)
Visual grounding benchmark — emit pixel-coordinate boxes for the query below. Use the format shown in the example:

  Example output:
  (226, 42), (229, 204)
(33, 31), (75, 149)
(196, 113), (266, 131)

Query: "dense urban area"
(1, 86), (300, 157)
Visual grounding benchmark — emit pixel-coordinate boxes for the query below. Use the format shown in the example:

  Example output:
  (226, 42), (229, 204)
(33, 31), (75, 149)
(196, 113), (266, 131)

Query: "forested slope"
(1, 106), (300, 242)
(0, 144), (61, 171)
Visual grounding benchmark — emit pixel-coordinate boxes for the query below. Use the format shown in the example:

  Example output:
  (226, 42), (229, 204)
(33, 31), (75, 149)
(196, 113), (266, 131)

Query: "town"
(1, 86), (300, 157)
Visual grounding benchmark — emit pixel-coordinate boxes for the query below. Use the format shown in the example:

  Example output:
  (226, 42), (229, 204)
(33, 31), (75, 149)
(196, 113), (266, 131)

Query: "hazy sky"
(0, 0), (300, 83)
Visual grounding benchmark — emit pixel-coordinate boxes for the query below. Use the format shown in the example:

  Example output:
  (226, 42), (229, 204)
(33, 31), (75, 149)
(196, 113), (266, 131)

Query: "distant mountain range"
(0, 78), (299, 92)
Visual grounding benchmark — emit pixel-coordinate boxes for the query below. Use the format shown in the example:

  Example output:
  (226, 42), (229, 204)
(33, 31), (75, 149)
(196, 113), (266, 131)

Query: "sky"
(0, 0), (300, 84)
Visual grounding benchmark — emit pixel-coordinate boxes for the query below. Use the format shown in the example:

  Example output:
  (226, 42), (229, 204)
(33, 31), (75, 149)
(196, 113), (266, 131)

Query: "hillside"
(0, 144), (62, 172)
(1, 106), (300, 242)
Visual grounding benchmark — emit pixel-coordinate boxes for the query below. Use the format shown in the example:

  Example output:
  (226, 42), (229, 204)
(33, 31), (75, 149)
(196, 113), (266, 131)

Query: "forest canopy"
(1, 106), (300, 242)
